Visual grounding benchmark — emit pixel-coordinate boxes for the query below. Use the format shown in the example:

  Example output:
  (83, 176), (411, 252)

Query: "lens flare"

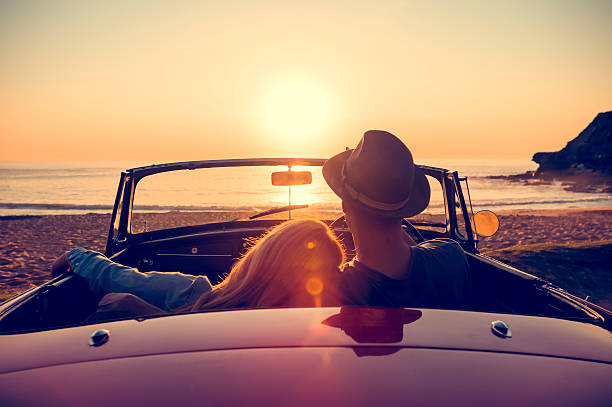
(305, 277), (323, 296)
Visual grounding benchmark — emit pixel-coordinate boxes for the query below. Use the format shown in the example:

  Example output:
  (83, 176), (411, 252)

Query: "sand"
(1, 208), (611, 293)
(478, 208), (612, 251)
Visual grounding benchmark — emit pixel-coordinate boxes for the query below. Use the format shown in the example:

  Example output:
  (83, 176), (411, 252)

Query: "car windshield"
(131, 164), (446, 234)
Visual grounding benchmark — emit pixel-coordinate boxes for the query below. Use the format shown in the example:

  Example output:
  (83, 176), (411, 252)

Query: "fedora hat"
(323, 130), (430, 218)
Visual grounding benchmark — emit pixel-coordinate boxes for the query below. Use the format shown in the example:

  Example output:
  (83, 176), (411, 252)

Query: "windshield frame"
(106, 159), (455, 256)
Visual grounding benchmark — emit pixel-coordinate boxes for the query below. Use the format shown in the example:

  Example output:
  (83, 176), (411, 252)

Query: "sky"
(1, 0), (611, 162)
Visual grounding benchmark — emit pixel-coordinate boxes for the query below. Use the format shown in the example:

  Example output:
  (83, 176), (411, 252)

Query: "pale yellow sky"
(1, 0), (611, 161)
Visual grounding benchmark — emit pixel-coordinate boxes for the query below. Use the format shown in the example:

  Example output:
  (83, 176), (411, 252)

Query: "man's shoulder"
(411, 238), (469, 285)
(414, 238), (466, 260)
(417, 238), (463, 250)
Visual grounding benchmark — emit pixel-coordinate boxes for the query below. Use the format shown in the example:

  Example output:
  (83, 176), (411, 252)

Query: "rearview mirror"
(271, 171), (312, 186)
(473, 210), (500, 237)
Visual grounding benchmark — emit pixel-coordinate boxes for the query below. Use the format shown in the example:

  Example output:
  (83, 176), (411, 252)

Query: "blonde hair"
(192, 218), (345, 311)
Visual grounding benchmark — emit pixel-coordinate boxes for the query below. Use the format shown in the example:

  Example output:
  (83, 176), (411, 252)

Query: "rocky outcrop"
(489, 111), (612, 193)
(533, 111), (612, 175)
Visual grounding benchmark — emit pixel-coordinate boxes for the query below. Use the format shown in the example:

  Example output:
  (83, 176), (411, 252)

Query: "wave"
(471, 196), (612, 208)
(0, 169), (119, 180)
(2, 195), (610, 214)
(0, 167), (122, 173)
(0, 203), (115, 211)
(0, 202), (285, 212)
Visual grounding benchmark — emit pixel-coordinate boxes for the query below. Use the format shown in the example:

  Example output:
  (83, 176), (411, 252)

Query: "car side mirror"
(271, 171), (312, 186)
(473, 210), (500, 237)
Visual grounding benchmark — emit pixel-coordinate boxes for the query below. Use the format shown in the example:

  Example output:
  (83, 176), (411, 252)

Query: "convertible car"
(1, 158), (611, 406)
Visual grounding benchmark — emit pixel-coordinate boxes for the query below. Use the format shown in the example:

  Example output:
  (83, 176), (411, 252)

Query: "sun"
(256, 79), (335, 146)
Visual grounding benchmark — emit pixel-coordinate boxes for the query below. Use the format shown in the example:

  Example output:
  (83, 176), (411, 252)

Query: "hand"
(51, 253), (71, 277)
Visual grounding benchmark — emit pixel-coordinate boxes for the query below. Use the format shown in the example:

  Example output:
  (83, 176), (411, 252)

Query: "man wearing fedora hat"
(323, 130), (470, 308)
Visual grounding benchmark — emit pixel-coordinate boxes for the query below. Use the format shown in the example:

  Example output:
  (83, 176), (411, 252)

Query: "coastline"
(1, 208), (611, 296)
(487, 171), (612, 194)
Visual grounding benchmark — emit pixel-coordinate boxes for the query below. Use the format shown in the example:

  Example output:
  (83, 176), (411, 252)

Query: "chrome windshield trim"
(126, 158), (447, 180)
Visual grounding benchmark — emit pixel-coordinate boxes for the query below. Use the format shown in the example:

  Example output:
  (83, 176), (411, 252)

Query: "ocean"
(1, 159), (611, 217)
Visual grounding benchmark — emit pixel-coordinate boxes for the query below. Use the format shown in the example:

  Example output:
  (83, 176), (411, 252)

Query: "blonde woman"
(51, 219), (345, 316)
(192, 218), (345, 310)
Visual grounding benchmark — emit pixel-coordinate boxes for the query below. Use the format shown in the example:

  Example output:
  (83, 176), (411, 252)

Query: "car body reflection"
(322, 307), (422, 356)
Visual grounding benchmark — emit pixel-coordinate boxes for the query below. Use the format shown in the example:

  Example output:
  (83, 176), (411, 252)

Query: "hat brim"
(322, 149), (430, 218)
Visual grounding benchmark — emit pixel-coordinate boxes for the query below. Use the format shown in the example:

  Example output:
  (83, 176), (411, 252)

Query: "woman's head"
(192, 218), (345, 311)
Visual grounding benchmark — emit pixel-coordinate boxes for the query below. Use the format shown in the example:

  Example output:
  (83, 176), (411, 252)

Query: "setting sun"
(256, 79), (335, 145)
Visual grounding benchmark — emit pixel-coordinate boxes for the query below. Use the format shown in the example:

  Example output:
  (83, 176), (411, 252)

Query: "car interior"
(0, 218), (601, 334)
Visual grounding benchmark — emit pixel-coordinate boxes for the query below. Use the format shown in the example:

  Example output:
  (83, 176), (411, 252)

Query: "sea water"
(1, 159), (611, 217)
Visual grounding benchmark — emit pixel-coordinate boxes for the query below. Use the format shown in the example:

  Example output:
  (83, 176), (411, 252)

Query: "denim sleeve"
(66, 248), (213, 312)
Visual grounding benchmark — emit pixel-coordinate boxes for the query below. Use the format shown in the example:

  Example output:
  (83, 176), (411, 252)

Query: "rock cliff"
(489, 111), (612, 193)
(533, 111), (612, 175)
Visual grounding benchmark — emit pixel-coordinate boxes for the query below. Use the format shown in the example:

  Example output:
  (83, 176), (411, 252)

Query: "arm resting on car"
(65, 248), (213, 312)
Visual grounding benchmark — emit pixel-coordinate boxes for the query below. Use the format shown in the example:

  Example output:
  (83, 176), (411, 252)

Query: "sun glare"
(257, 79), (334, 145)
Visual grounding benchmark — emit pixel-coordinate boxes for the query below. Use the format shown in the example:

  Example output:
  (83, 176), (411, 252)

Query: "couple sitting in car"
(52, 131), (469, 316)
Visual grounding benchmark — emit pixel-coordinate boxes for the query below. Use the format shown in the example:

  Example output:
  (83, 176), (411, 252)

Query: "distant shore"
(1, 208), (611, 296)
(487, 171), (612, 194)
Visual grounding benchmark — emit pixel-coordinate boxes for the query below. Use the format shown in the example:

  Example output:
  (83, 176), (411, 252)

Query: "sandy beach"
(478, 208), (612, 250)
(1, 208), (611, 294)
